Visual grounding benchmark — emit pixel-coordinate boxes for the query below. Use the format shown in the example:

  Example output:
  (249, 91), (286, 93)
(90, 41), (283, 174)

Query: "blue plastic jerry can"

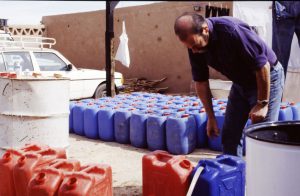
(278, 105), (293, 121)
(130, 111), (148, 148)
(187, 110), (208, 148)
(80, 98), (95, 103)
(166, 114), (197, 155)
(83, 105), (101, 139)
(212, 98), (219, 106)
(69, 101), (77, 133)
(208, 108), (226, 152)
(114, 109), (132, 144)
(146, 114), (168, 151)
(72, 102), (88, 136)
(98, 107), (115, 141)
(289, 102), (300, 120)
(190, 154), (245, 196)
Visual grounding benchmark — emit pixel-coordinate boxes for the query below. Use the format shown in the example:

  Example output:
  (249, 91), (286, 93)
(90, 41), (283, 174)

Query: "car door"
(32, 51), (84, 99)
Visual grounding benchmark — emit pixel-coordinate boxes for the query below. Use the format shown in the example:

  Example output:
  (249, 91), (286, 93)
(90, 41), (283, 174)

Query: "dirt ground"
(68, 134), (221, 196)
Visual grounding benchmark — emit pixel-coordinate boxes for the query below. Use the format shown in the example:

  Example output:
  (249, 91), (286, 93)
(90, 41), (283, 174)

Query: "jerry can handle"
(155, 152), (173, 163)
(186, 166), (204, 196)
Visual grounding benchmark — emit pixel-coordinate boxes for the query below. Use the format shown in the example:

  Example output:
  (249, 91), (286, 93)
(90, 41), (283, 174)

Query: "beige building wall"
(42, 1), (233, 93)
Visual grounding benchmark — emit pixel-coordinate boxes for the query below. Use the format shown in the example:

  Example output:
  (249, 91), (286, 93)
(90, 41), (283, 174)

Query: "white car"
(0, 31), (124, 100)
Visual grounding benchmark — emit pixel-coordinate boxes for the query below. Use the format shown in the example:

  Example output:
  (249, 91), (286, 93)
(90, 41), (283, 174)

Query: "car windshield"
(33, 52), (67, 71)
(2, 52), (34, 71)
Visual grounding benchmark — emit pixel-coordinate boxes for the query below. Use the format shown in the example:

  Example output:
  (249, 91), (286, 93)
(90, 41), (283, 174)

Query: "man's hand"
(207, 118), (220, 138)
(249, 104), (269, 124)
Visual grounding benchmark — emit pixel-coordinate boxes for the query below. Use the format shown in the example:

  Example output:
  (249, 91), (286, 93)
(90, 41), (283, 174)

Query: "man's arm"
(195, 80), (215, 119)
(249, 62), (270, 123)
(256, 62), (270, 102)
(195, 80), (219, 137)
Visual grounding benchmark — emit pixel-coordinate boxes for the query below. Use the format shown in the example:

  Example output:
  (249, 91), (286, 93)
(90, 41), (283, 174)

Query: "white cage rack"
(0, 33), (56, 50)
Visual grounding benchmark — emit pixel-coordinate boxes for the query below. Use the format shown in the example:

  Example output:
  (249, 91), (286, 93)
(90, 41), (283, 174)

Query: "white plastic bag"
(115, 20), (130, 68)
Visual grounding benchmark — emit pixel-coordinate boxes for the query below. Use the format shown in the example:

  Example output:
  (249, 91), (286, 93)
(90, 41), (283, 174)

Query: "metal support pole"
(105, 1), (119, 97)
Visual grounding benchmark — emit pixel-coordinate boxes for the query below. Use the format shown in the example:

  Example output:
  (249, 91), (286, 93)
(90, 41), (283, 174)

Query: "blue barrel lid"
(245, 121), (300, 146)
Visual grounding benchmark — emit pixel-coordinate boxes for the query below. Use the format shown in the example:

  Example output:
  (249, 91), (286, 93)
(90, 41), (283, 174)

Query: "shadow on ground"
(70, 134), (149, 155)
(113, 186), (142, 196)
(69, 133), (222, 165)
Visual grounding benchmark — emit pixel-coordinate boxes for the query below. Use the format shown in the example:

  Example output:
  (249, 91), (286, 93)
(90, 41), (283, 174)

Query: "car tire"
(94, 83), (119, 99)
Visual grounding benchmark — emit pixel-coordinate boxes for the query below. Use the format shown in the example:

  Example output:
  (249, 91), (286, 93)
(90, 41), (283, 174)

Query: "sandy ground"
(68, 134), (221, 196)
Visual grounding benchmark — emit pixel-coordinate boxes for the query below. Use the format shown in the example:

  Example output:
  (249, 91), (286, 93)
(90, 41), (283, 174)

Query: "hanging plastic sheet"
(115, 20), (130, 68)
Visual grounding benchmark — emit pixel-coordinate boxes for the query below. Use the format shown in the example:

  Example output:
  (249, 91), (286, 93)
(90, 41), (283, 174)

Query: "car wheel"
(94, 83), (119, 99)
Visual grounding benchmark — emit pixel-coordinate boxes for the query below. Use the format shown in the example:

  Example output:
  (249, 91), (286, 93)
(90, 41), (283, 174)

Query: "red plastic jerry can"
(58, 172), (94, 196)
(28, 168), (63, 196)
(28, 159), (81, 196)
(0, 144), (65, 196)
(58, 164), (113, 196)
(38, 147), (67, 160)
(143, 150), (193, 196)
(13, 153), (43, 196)
(0, 149), (23, 196)
(20, 143), (49, 152)
(48, 159), (81, 172)
(20, 143), (66, 160)
(13, 148), (66, 196)
(81, 164), (112, 196)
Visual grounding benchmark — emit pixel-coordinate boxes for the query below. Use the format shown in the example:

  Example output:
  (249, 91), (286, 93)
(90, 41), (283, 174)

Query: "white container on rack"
(0, 76), (69, 116)
(0, 114), (69, 149)
(0, 76), (70, 150)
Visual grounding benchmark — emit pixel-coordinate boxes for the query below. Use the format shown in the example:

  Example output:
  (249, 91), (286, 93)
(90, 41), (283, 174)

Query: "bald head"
(174, 12), (206, 41)
(174, 15), (194, 31)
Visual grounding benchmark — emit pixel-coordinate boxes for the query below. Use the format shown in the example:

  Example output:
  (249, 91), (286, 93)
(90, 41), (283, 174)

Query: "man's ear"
(202, 26), (209, 34)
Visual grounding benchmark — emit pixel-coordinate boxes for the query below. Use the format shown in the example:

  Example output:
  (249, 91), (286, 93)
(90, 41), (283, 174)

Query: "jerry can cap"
(280, 105), (287, 109)
(18, 156), (26, 166)
(181, 114), (189, 118)
(180, 159), (192, 169)
(66, 177), (78, 190)
(2, 152), (12, 162)
(35, 172), (46, 184)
